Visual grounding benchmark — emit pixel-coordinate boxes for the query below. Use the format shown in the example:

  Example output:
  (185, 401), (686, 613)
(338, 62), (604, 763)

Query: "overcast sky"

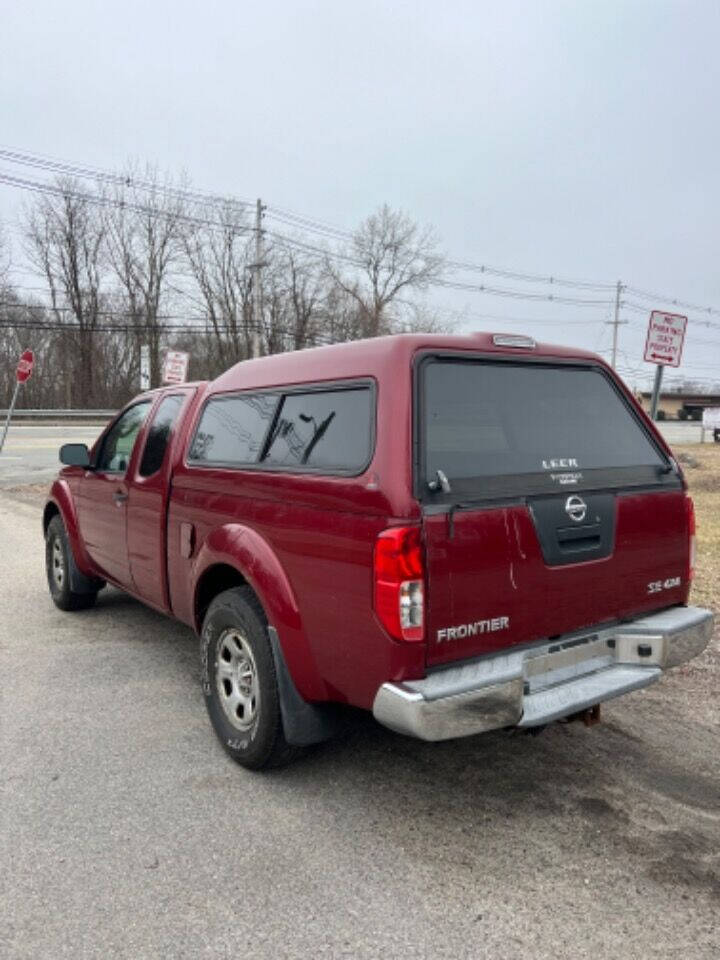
(2, 0), (719, 388)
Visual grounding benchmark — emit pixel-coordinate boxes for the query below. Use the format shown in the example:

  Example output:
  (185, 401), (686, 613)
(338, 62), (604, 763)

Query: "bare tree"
(279, 245), (326, 349)
(0, 222), (10, 286)
(13, 178), (451, 409)
(24, 178), (107, 406)
(183, 199), (255, 370)
(103, 165), (187, 387)
(326, 204), (444, 337)
(260, 258), (291, 356)
(398, 301), (455, 334)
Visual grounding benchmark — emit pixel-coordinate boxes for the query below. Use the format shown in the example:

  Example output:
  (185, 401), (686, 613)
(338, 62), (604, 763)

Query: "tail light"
(686, 495), (696, 582)
(374, 526), (425, 641)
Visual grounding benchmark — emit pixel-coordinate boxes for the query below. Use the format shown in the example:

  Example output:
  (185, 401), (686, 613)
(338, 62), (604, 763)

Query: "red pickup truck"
(44, 332), (714, 768)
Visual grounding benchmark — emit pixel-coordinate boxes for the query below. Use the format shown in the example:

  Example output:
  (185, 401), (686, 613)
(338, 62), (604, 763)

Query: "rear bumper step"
(519, 665), (660, 728)
(373, 605), (714, 741)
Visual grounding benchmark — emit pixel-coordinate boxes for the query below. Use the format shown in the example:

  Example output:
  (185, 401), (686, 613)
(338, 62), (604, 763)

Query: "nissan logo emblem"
(565, 495), (587, 523)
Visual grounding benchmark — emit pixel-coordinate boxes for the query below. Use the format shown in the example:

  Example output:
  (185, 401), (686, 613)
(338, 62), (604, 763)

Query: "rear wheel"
(200, 586), (300, 769)
(45, 515), (98, 611)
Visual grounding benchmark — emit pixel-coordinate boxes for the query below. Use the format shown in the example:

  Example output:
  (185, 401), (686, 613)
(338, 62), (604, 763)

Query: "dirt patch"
(1, 483), (51, 510)
(680, 445), (720, 618)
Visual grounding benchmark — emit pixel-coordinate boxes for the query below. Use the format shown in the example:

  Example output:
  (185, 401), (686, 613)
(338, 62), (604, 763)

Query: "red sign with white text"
(162, 350), (189, 385)
(16, 349), (34, 383)
(644, 311), (687, 367)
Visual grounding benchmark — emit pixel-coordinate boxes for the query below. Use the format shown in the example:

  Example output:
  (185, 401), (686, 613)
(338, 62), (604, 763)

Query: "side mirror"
(59, 443), (91, 468)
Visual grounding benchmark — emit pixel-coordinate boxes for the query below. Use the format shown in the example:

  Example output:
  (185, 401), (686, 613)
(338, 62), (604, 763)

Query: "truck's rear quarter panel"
(168, 471), (426, 705)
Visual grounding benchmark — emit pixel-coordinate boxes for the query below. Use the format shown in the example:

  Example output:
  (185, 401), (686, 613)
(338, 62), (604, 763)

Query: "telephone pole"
(608, 280), (626, 369)
(251, 198), (266, 359)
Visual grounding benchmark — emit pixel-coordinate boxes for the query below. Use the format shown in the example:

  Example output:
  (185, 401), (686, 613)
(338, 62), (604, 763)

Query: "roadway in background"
(0, 424), (106, 487)
(0, 420), (710, 488)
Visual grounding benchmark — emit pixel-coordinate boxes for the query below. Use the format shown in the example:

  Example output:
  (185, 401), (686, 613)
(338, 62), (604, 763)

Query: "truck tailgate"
(424, 488), (690, 667)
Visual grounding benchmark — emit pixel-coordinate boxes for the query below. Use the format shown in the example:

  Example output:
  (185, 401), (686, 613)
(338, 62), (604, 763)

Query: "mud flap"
(267, 626), (341, 746)
(66, 538), (105, 595)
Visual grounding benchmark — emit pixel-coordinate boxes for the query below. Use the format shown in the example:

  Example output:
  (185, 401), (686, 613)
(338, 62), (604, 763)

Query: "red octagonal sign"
(16, 349), (34, 383)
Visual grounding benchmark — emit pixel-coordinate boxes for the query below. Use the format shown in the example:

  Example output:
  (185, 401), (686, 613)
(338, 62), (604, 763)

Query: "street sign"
(1, 349), (35, 454)
(16, 349), (34, 383)
(644, 311), (687, 368)
(644, 311), (688, 422)
(162, 350), (189, 385)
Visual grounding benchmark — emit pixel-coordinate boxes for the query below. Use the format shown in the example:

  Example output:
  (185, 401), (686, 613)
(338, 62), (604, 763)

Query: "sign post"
(140, 344), (150, 391)
(643, 311), (687, 420)
(0, 349), (35, 454)
(162, 350), (189, 385)
(649, 365), (664, 422)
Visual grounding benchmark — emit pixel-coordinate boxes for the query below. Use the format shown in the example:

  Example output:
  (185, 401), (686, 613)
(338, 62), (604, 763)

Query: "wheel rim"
(215, 629), (260, 731)
(51, 537), (65, 589)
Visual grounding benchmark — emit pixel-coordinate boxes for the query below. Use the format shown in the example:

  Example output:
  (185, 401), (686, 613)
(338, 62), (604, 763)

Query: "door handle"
(113, 490), (128, 505)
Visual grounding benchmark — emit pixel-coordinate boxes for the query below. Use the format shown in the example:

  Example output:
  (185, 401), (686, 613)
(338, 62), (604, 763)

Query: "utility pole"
(139, 344), (150, 391)
(608, 280), (626, 369)
(251, 198), (266, 359)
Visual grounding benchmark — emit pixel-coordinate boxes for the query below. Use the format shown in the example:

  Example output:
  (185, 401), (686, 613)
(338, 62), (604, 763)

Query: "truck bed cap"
(210, 332), (603, 395)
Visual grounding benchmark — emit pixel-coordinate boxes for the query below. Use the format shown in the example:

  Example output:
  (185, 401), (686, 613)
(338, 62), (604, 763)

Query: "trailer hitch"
(565, 704), (602, 727)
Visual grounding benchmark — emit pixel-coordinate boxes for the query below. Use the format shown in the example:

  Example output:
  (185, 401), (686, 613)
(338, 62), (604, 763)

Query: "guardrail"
(0, 409), (116, 419)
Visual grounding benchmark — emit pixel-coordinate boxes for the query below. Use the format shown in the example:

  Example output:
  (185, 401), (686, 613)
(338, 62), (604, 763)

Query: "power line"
(0, 315), (339, 349)
(0, 145), (253, 210)
(623, 299), (720, 331)
(443, 258), (616, 292)
(0, 169), (366, 266)
(0, 171), (623, 308)
(625, 284), (720, 318)
(2, 144), (720, 334)
(0, 289), (620, 331)
(0, 298), (213, 323)
(429, 299), (619, 328)
(433, 277), (614, 306)
(0, 169), (253, 234)
(265, 206), (352, 242)
(0, 143), (625, 293)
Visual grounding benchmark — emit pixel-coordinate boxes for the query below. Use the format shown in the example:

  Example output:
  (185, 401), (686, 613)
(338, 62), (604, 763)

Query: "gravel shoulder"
(0, 461), (718, 960)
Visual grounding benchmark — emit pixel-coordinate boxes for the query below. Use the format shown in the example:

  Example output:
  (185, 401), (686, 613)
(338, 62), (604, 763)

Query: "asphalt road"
(0, 424), (106, 487)
(1, 491), (718, 960)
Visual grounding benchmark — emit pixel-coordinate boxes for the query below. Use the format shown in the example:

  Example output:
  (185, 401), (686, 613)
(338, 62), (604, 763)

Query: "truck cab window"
(96, 402), (152, 473)
(139, 395), (185, 477)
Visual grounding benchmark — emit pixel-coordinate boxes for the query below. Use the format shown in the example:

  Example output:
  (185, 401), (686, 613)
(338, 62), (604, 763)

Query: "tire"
(45, 515), (98, 611)
(200, 586), (300, 770)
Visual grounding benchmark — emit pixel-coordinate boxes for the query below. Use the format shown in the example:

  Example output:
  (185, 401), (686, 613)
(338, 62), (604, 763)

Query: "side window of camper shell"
(188, 385), (373, 474)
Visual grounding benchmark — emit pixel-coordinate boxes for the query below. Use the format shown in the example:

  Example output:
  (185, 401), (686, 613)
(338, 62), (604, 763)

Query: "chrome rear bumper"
(372, 605), (714, 741)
